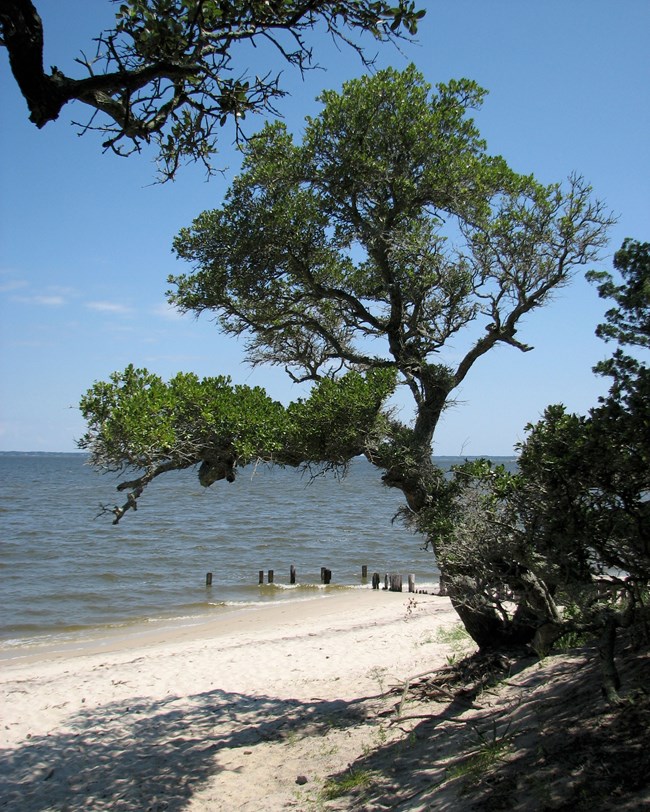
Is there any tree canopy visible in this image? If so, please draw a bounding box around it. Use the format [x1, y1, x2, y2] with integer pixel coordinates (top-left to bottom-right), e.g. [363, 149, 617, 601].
[1, 0, 425, 179]
[81, 64, 613, 529]
[170, 65, 613, 507]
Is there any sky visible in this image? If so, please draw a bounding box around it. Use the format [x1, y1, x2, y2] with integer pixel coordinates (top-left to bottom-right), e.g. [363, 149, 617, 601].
[1, 0, 649, 455]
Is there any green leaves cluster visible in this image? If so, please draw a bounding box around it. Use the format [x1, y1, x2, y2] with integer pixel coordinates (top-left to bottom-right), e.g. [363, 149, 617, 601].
[79, 365, 288, 470]
[596, 238, 650, 351]
[517, 240, 650, 584]
[79, 364, 395, 521]
[286, 368, 396, 465]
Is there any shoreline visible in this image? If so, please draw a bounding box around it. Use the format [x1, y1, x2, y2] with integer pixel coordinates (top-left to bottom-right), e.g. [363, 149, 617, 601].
[0, 583, 442, 664]
[0, 586, 438, 669]
[0, 589, 466, 810]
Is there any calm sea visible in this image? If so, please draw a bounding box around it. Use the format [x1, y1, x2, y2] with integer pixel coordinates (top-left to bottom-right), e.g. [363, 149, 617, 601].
[0, 453, 514, 651]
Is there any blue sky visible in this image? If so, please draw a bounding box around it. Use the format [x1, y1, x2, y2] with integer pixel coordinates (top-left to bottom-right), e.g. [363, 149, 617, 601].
[1, 0, 648, 454]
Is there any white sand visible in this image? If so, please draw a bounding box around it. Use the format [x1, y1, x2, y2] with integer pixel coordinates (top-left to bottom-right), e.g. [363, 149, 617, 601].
[0, 590, 465, 811]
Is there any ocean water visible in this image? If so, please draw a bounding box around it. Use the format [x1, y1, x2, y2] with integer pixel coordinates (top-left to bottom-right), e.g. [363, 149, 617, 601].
[0, 453, 513, 650]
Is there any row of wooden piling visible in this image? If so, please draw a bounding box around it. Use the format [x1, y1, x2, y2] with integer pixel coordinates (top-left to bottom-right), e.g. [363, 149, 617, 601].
[205, 566, 435, 594]
[255, 566, 334, 585]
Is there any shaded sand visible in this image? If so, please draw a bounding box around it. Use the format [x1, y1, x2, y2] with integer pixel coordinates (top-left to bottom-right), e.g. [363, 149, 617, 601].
[0, 590, 467, 810]
[3, 591, 650, 810]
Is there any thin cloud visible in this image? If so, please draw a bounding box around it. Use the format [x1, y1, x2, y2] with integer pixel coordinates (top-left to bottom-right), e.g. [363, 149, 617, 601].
[85, 300, 133, 315]
[2, 278, 79, 304]
[0, 278, 29, 294]
[33, 295, 66, 306]
[12, 294, 66, 306]
[152, 302, 187, 321]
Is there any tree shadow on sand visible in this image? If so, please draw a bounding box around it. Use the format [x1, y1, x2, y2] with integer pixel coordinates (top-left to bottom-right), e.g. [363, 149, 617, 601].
[323, 642, 650, 811]
[3, 643, 649, 811]
[0, 687, 369, 811]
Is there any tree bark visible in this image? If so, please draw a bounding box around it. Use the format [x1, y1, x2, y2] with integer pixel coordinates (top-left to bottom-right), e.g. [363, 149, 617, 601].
[0, 0, 69, 126]
[445, 574, 539, 652]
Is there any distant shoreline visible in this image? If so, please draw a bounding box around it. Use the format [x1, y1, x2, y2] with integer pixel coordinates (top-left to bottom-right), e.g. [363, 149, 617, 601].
[0, 450, 517, 460]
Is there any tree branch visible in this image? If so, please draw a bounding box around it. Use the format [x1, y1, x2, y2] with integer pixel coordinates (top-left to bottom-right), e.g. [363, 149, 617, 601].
[2, 0, 424, 178]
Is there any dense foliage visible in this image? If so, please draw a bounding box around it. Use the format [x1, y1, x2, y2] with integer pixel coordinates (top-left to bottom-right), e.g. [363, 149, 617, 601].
[79, 365, 394, 522]
[421, 240, 649, 696]
[518, 241, 650, 590]
[1, 0, 424, 179]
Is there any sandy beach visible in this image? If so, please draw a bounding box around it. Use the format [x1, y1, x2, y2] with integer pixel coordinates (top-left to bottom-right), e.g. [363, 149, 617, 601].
[0, 590, 467, 811]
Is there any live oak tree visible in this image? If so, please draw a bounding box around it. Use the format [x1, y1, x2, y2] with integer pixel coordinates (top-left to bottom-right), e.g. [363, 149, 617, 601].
[1, 0, 424, 179]
[81, 66, 613, 650]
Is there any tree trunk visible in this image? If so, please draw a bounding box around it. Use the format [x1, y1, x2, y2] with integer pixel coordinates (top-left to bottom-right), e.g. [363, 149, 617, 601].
[446, 574, 538, 652]
[370, 368, 550, 654]
[598, 615, 622, 705]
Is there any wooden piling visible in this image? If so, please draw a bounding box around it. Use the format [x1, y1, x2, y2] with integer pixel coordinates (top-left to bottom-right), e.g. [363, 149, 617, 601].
[361, 565, 368, 579]
[322, 568, 332, 585]
[389, 574, 403, 592]
[268, 569, 274, 584]
[372, 572, 380, 590]
[206, 572, 213, 587]
[259, 570, 264, 585]
[290, 565, 296, 585]
[408, 574, 415, 593]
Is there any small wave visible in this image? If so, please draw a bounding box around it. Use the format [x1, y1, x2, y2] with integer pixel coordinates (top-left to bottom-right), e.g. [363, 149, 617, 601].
[260, 581, 356, 591]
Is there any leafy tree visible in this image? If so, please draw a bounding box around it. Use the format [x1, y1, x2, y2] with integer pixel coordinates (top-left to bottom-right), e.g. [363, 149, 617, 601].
[520, 240, 650, 589]
[170, 69, 612, 492]
[1, 0, 424, 179]
[430, 240, 649, 696]
[589, 238, 650, 354]
[81, 66, 613, 650]
[168, 66, 612, 642]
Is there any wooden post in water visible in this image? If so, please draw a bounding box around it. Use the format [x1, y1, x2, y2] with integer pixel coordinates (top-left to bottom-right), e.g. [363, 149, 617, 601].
[408, 574, 415, 593]
[322, 568, 332, 584]
[206, 572, 213, 587]
[290, 565, 296, 585]
[361, 565, 368, 580]
[268, 569, 274, 584]
[384, 574, 389, 590]
[389, 574, 403, 592]
[259, 570, 264, 585]
[372, 572, 380, 590]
